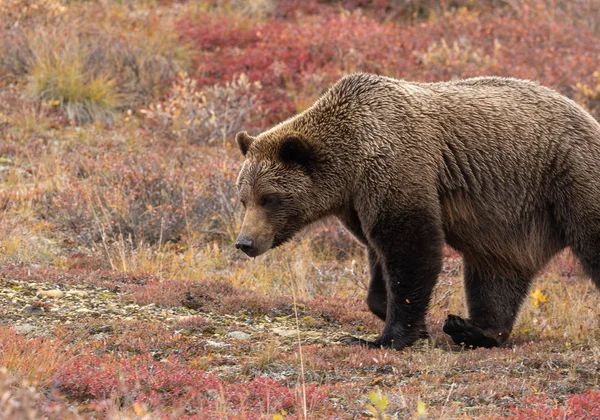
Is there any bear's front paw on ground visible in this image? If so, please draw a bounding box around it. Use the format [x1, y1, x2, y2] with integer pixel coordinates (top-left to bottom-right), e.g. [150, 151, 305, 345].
[443, 314, 501, 349]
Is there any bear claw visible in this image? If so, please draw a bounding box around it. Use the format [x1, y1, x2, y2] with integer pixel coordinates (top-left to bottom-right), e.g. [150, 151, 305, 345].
[443, 314, 500, 349]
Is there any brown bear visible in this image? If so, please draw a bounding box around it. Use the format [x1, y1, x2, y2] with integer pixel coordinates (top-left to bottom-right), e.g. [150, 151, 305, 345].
[234, 73, 600, 350]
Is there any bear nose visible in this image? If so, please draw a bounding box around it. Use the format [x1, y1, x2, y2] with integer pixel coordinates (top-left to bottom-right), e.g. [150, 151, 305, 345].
[235, 236, 254, 254]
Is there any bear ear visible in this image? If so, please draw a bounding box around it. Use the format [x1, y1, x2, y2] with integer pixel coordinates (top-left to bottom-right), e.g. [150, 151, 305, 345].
[279, 136, 313, 167]
[236, 131, 255, 156]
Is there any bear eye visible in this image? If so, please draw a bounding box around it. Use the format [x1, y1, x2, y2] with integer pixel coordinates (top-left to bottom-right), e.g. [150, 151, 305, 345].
[260, 194, 280, 208]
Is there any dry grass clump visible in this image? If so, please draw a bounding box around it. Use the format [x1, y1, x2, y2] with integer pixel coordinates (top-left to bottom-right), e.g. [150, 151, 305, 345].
[24, 34, 120, 125]
[0, 1, 190, 125]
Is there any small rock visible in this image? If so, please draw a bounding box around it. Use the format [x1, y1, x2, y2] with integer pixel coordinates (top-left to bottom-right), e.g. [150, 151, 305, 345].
[22, 305, 45, 315]
[227, 331, 251, 341]
[67, 290, 88, 297]
[37, 289, 65, 299]
[272, 327, 298, 338]
[205, 340, 231, 348]
[15, 324, 38, 335]
[88, 324, 114, 335]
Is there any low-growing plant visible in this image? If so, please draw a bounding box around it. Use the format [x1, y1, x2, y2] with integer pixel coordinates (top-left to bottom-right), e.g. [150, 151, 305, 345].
[180, 0, 600, 124]
[25, 34, 120, 125]
[0, 1, 190, 124]
[54, 353, 327, 416]
[505, 390, 600, 419]
[0, 328, 66, 387]
[40, 150, 241, 251]
[141, 73, 262, 144]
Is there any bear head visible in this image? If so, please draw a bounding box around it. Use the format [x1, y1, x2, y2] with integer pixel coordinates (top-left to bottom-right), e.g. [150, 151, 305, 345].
[234, 129, 325, 257]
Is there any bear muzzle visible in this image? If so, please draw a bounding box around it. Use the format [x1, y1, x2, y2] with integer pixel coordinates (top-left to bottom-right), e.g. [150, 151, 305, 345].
[235, 234, 273, 257]
[235, 236, 254, 255]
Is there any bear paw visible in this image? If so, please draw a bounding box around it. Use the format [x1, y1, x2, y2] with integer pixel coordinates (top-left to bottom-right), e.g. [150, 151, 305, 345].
[443, 314, 500, 349]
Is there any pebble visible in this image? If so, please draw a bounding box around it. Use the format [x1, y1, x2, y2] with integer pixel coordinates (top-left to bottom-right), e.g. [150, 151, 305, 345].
[37, 289, 65, 299]
[205, 340, 231, 348]
[227, 331, 251, 341]
[88, 324, 114, 335]
[22, 304, 45, 315]
[272, 327, 298, 338]
[15, 324, 39, 335]
[67, 290, 88, 297]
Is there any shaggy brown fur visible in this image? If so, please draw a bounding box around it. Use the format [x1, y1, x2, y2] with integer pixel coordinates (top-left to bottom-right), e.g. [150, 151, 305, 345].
[235, 73, 600, 350]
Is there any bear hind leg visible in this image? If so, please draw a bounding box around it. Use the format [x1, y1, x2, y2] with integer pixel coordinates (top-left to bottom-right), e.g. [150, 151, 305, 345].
[444, 261, 532, 348]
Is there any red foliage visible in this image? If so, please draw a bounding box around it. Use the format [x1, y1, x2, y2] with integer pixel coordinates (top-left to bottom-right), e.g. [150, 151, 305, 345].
[179, 13, 407, 124]
[54, 354, 327, 417]
[0, 263, 155, 288]
[180, 1, 600, 125]
[505, 390, 600, 419]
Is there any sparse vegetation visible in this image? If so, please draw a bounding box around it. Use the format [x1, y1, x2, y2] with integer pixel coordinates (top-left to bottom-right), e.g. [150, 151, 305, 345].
[1, 0, 600, 418]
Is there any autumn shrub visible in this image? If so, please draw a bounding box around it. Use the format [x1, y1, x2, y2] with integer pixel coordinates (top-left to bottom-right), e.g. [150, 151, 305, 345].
[576, 71, 600, 119]
[0, 328, 66, 387]
[505, 390, 600, 419]
[179, 0, 600, 125]
[206, 0, 500, 21]
[54, 353, 327, 416]
[179, 12, 407, 124]
[141, 73, 262, 144]
[40, 151, 241, 249]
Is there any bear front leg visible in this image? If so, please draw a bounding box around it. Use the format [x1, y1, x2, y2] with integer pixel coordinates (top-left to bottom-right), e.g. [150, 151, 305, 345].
[363, 249, 430, 338]
[366, 209, 443, 350]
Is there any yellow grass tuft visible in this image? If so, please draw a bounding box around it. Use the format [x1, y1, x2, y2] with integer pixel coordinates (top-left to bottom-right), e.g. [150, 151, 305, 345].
[26, 36, 119, 125]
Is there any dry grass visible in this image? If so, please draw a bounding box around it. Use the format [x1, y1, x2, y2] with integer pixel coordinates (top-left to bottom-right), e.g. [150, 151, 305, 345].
[0, 0, 190, 125]
[25, 33, 120, 125]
